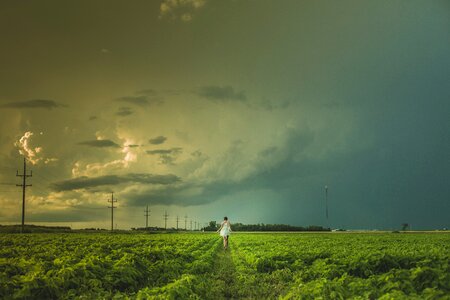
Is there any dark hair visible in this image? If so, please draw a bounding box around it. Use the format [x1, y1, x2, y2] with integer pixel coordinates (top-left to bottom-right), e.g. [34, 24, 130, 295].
[224, 216, 228, 221]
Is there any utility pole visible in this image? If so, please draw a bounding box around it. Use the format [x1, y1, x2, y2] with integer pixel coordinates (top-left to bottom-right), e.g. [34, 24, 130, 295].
[164, 211, 169, 230]
[190, 220, 193, 231]
[144, 205, 150, 228]
[184, 215, 188, 230]
[108, 192, 117, 232]
[176, 215, 179, 230]
[16, 157, 32, 233]
[194, 221, 197, 231]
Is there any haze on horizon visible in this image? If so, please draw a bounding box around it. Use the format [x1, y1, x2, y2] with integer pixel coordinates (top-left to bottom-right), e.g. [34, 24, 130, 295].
[0, 0, 449, 230]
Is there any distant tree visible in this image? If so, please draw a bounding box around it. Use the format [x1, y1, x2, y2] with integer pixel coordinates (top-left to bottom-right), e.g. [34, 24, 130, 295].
[203, 221, 219, 231]
[401, 223, 409, 231]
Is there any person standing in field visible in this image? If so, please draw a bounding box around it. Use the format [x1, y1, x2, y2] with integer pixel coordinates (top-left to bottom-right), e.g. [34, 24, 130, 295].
[217, 216, 232, 250]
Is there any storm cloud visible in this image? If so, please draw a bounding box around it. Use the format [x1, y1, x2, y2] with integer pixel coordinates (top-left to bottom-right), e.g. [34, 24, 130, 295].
[0, 99, 65, 110]
[146, 147, 183, 164]
[51, 173, 181, 191]
[149, 136, 167, 145]
[77, 140, 120, 148]
[146, 148, 182, 155]
[125, 180, 236, 207]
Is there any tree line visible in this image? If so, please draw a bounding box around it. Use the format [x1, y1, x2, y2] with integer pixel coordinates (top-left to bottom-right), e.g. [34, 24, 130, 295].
[203, 221, 330, 232]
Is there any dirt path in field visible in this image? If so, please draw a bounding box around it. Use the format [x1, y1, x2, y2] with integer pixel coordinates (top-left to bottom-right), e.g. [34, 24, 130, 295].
[209, 240, 239, 299]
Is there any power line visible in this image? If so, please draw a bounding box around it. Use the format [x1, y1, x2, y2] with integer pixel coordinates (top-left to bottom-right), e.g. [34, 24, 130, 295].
[107, 192, 117, 232]
[16, 157, 32, 233]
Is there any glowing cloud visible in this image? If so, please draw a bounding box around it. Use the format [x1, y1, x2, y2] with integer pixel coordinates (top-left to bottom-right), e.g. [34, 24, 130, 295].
[15, 132, 41, 164]
[14, 131, 57, 165]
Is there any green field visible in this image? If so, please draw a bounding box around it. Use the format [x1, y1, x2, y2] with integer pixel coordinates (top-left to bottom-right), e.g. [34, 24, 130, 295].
[1, 232, 449, 299]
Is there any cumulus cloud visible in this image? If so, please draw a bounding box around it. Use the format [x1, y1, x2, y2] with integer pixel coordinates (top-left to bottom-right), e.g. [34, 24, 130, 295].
[77, 139, 120, 148]
[159, 0, 206, 22]
[149, 135, 167, 145]
[71, 159, 128, 177]
[72, 138, 140, 177]
[0, 99, 66, 110]
[51, 173, 181, 192]
[146, 147, 183, 164]
[14, 131, 57, 165]
[196, 85, 247, 102]
[15, 132, 41, 164]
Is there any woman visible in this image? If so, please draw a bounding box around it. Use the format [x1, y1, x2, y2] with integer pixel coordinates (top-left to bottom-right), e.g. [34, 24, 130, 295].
[217, 216, 232, 250]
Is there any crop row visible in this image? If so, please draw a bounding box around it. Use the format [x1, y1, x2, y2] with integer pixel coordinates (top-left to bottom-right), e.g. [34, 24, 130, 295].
[0, 233, 219, 299]
[2, 232, 449, 299]
[229, 233, 450, 299]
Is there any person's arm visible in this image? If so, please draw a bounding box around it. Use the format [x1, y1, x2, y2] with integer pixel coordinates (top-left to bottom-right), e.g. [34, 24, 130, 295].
[216, 222, 223, 233]
[229, 222, 232, 232]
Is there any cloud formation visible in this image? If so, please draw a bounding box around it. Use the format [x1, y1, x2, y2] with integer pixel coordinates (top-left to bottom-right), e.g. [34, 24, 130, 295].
[77, 139, 120, 148]
[146, 147, 183, 164]
[196, 86, 246, 102]
[115, 90, 163, 107]
[116, 107, 134, 116]
[149, 135, 167, 145]
[159, 0, 206, 22]
[14, 131, 57, 165]
[146, 148, 182, 155]
[51, 173, 181, 192]
[14, 132, 42, 165]
[0, 99, 65, 110]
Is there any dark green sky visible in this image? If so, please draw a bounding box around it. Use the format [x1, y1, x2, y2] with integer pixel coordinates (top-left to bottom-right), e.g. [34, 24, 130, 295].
[0, 0, 449, 229]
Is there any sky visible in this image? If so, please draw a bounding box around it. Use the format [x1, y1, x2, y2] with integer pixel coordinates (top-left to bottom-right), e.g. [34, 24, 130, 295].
[0, 0, 449, 230]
